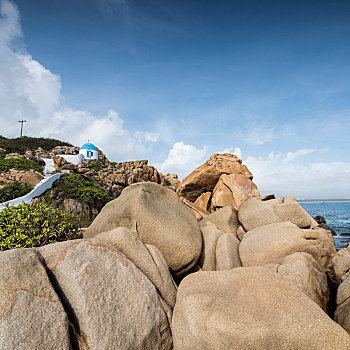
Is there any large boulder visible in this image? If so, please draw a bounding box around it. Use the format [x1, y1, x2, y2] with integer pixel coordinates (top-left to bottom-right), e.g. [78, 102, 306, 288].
[335, 271, 350, 334]
[210, 173, 259, 210]
[333, 246, 350, 282]
[194, 191, 211, 212]
[200, 206, 239, 236]
[0, 249, 71, 350]
[172, 267, 350, 350]
[239, 196, 318, 232]
[84, 182, 202, 277]
[263, 252, 329, 311]
[215, 233, 241, 270]
[177, 153, 259, 211]
[37, 230, 174, 350]
[198, 222, 223, 271]
[239, 222, 335, 272]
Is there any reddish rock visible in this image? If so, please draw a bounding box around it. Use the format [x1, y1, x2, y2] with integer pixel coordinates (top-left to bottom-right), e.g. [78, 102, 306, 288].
[177, 153, 259, 212]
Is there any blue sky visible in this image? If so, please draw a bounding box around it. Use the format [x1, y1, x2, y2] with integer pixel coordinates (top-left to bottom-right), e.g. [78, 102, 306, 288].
[1, 0, 350, 198]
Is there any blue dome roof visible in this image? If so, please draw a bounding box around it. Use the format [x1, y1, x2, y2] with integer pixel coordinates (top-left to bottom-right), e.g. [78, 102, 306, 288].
[80, 142, 98, 151]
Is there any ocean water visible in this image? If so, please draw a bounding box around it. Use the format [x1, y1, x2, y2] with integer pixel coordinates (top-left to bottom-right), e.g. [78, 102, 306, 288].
[299, 201, 350, 250]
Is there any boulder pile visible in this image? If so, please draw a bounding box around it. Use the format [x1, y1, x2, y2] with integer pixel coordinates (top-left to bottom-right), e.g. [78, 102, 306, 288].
[1, 153, 350, 349]
[177, 153, 260, 215]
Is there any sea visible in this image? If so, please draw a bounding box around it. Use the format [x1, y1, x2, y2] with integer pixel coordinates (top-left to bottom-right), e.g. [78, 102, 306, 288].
[299, 201, 350, 250]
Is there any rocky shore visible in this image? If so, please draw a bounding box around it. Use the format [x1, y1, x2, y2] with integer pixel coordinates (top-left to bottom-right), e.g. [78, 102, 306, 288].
[1, 151, 350, 349]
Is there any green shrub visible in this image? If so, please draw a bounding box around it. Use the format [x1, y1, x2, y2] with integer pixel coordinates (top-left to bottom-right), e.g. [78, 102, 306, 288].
[0, 136, 72, 155]
[110, 162, 117, 167]
[165, 180, 172, 186]
[43, 174, 113, 204]
[89, 162, 103, 172]
[0, 181, 33, 203]
[0, 158, 44, 173]
[0, 202, 82, 251]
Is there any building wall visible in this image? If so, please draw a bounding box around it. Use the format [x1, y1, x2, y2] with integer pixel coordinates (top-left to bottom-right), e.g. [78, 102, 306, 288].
[79, 149, 98, 160]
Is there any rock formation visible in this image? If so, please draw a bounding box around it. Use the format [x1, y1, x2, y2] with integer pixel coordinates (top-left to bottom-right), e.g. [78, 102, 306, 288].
[0, 228, 175, 350]
[177, 153, 259, 212]
[84, 182, 202, 278]
[172, 267, 350, 350]
[2, 151, 350, 348]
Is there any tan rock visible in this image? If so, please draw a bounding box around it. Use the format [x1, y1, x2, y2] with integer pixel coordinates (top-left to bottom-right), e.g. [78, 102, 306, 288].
[333, 246, 350, 282]
[38, 236, 173, 350]
[172, 267, 350, 350]
[177, 153, 257, 202]
[194, 191, 211, 211]
[200, 206, 239, 236]
[198, 222, 223, 271]
[239, 196, 318, 232]
[237, 225, 246, 241]
[263, 252, 329, 311]
[91, 228, 177, 308]
[239, 221, 335, 272]
[84, 182, 202, 278]
[19, 170, 44, 186]
[211, 173, 259, 211]
[215, 233, 241, 270]
[180, 196, 209, 220]
[0, 248, 71, 350]
[335, 271, 350, 334]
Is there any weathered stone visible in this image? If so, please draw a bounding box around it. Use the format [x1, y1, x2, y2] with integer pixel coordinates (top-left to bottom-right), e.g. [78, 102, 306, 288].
[172, 267, 350, 350]
[215, 233, 241, 270]
[335, 271, 350, 334]
[210, 173, 259, 211]
[92, 228, 177, 308]
[194, 191, 211, 212]
[198, 222, 223, 271]
[0, 248, 71, 350]
[177, 153, 258, 203]
[263, 252, 329, 311]
[237, 225, 246, 241]
[333, 246, 350, 282]
[239, 221, 335, 272]
[200, 206, 239, 237]
[180, 197, 209, 220]
[84, 182, 202, 277]
[239, 196, 318, 232]
[38, 235, 173, 350]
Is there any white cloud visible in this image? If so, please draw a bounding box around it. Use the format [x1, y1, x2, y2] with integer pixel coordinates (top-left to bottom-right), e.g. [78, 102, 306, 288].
[245, 127, 275, 145]
[156, 141, 208, 179]
[244, 149, 350, 199]
[0, 0, 156, 162]
[283, 148, 316, 163]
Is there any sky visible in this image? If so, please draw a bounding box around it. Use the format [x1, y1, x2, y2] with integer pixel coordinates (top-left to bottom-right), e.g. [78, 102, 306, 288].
[1, 0, 350, 199]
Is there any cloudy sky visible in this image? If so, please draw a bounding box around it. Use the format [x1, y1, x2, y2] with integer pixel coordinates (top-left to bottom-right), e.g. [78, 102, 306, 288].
[1, 0, 350, 198]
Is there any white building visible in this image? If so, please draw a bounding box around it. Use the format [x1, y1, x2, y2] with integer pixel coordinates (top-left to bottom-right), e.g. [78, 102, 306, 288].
[79, 142, 99, 160]
[58, 142, 99, 165]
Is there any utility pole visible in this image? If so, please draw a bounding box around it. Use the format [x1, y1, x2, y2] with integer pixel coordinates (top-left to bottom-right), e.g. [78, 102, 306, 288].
[19, 120, 26, 137]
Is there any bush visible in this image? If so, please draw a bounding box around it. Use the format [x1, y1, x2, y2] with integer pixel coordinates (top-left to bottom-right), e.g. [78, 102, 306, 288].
[0, 202, 82, 251]
[0, 135, 72, 155]
[43, 174, 113, 204]
[0, 158, 44, 173]
[89, 162, 103, 172]
[0, 181, 33, 203]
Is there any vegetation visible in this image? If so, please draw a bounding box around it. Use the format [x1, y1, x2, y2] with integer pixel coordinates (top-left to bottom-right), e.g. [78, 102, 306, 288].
[165, 180, 172, 186]
[0, 181, 33, 203]
[0, 158, 44, 173]
[0, 202, 82, 251]
[0, 135, 72, 155]
[43, 174, 113, 205]
[89, 162, 103, 172]
[110, 162, 117, 167]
